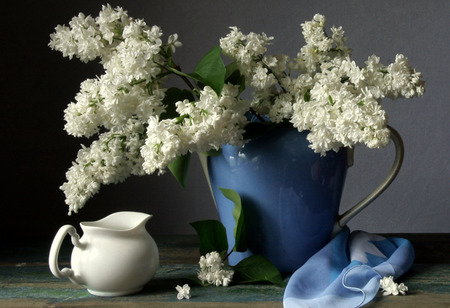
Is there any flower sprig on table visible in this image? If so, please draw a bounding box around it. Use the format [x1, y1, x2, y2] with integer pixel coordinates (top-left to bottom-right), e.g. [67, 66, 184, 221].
[380, 276, 408, 296]
[49, 5, 424, 214]
[189, 188, 286, 288]
[175, 284, 191, 300]
[198, 251, 234, 287]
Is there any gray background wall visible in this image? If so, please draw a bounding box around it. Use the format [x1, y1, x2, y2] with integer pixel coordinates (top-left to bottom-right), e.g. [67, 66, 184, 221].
[1, 0, 448, 244]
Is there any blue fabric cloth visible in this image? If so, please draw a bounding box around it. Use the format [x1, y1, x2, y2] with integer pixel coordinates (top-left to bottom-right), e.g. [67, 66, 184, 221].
[283, 227, 414, 308]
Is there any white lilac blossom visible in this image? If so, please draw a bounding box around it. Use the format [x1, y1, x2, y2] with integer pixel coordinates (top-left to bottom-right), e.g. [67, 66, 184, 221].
[141, 84, 249, 175]
[380, 276, 408, 296]
[175, 284, 191, 300]
[220, 14, 424, 155]
[49, 4, 130, 62]
[220, 27, 276, 89]
[167, 34, 182, 53]
[50, 7, 424, 213]
[60, 119, 147, 213]
[197, 251, 234, 287]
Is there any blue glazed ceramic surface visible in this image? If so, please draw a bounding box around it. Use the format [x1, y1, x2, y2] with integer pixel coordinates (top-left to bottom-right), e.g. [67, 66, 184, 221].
[207, 128, 349, 272]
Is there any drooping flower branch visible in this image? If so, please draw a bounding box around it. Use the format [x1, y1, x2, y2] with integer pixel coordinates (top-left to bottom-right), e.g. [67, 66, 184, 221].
[219, 14, 424, 152]
[50, 6, 424, 214]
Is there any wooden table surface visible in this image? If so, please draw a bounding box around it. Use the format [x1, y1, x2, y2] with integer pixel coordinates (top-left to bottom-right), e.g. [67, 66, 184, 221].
[1, 234, 449, 307]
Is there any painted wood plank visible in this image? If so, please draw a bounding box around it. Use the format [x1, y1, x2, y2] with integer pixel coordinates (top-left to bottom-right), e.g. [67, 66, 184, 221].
[1, 264, 449, 306]
[1, 235, 449, 307]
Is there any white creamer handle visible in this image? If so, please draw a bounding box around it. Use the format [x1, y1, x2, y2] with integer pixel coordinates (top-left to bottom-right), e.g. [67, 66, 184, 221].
[48, 225, 85, 286]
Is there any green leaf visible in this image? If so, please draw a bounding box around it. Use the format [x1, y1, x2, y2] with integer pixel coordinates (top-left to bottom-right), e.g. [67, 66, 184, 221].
[190, 220, 228, 256]
[328, 95, 335, 106]
[168, 152, 191, 189]
[225, 61, 239, 81]
[225, 61, 246, 94]
[161, 87, 195, 120]
[219, 188, 247, 252]
[303, 89, 311, 102]
[232, 255, 286, 287]
[189, 45, 226, 96]
[185, 274, 208, 286]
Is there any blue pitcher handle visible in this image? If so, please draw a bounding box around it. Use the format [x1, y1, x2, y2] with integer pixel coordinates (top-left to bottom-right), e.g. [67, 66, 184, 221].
[332, 126, 404, 235]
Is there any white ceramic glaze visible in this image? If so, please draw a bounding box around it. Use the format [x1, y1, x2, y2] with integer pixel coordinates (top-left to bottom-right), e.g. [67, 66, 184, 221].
[49, 211, 159, 296]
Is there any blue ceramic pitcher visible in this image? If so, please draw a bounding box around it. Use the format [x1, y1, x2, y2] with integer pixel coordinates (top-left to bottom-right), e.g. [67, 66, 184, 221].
[202, 126, 403, 273]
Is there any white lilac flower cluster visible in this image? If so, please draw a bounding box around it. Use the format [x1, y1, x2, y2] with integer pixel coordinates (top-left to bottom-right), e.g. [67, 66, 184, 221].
[197, 251, 234, 287]
[379, 276, 408, 296]
[50, 5, 246, 214]
[175, 284, 191, 300]
[220, 13, 424, 153]
[50, 7, 424, 214]
[141, 84, 249, 174]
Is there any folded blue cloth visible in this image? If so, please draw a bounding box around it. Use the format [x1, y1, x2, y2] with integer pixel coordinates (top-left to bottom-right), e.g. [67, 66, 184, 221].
[283, 227, 415, 308]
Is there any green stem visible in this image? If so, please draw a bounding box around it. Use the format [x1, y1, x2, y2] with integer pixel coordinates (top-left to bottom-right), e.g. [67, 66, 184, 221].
[170, 65, 196, 92]
[223, 248, 234, 263]
[255, 55, 287, 93]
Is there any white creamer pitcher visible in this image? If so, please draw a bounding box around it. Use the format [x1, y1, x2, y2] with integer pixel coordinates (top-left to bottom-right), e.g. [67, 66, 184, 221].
[49, 211, 159, 296]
